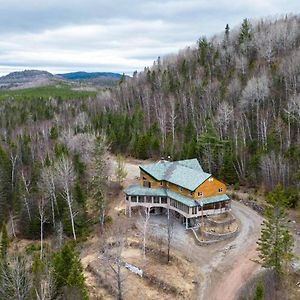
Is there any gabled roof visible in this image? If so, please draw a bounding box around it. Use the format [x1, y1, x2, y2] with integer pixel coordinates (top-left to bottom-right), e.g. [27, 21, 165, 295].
[140, 158, 211, 191]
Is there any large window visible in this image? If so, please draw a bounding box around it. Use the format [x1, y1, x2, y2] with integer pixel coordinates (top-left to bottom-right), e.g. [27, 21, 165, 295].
[170, 198, 189, 214]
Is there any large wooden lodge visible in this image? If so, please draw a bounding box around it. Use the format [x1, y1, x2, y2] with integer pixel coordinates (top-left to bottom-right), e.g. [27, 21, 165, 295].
[124, 158, 231, 228]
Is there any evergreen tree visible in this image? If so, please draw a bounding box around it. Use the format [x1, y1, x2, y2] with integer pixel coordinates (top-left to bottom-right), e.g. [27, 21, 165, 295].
[225, 24, 230, 37]
[239, 18, 252, 44]
[90, 136, 108, 232]
[0, 224, 9, 260]
[257, 185, 294, 275]
[52, 243, 88, 300]
[253, 280, 264, 300]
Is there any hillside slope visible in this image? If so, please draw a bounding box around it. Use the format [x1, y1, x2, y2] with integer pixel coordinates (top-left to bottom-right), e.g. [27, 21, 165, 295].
[0, 69, 55, 89]
[96, 15, 300, 190]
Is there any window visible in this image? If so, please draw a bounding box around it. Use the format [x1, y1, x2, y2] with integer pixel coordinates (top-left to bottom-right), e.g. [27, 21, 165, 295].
[131, 196, 137, 202]
[153, 197, 159, 203]
[179, 187, 183, 192]
[160, 181, 163, 186]
[126, 196, 129, 201]
[146, 196, 152, 203]
[138, 196, 144, 203]
[218, 188, 223, 193]
[198, 192, 203, 197]
[190, 191, 193, 196]
[192, 207, 197, 214]
[161, 197, 167, 204]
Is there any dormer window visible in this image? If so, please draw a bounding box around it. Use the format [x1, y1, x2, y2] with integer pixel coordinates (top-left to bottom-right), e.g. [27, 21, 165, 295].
[218, 188, 223, 193]
[198, 192, 203, 197]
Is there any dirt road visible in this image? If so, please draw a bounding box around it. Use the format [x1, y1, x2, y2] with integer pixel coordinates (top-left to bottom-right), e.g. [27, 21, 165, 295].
[109, 156, 263, 300]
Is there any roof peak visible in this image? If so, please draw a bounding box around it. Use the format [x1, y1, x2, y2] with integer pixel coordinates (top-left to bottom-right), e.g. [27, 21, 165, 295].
[140, 158, 210, 191]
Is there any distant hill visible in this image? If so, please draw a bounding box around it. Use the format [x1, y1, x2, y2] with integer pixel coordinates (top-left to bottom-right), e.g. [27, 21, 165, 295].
[0, 70, 55, 89]
[0, 70, 125, 90]
[57, 71, 123, 80]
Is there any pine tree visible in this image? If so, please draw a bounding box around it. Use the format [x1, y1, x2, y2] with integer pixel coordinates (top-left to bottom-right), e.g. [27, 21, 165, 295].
[253, 280, 264, 300]
[0, 224, 9, 260]
[90, 136, 108, 232]
[239, 18, 252, 44]
[115, 154, 127, 187]
[52, 243, 88, 300]
[257, 185, 294, 275]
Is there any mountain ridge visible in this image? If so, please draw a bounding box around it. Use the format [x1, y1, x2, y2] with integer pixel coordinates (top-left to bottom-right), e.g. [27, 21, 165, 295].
[0, 69, 125, 89]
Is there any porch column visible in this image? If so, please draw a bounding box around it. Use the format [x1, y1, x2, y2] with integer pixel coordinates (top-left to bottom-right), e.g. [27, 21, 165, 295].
[128, 196, 132, 218]
[201, 205, 204, 227]
[185, 217, 188, 229]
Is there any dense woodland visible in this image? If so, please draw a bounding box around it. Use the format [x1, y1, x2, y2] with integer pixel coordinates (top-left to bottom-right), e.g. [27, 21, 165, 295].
[0, 15, 300, 299]
[97, 15, 300, 192]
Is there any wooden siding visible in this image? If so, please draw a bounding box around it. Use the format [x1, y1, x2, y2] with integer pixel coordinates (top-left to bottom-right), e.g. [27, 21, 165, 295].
[140, 170, 194, 198]
[140, 170, 227, 201]
[194, 177, 226, 199]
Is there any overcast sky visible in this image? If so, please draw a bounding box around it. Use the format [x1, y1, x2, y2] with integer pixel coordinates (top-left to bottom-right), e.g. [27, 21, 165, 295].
[0, 0, 299, 76]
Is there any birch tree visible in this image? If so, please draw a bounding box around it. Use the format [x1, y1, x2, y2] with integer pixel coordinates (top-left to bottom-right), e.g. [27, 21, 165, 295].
[38, 196, 48, 260]
[40, 166, 58, 228]
[0, 254, 32, 300]
[115, 154, 127, 187]
[55, 156, 76, 241]
[142, 207, 151, 260]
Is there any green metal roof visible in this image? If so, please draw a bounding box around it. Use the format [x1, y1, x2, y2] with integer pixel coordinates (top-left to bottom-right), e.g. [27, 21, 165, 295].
[177, 158, 203, 172]
[124, 185, 230, 208]
[197, 194, 230, 207]
[124, 185, 167, 198]
[140, 159, 210, 191]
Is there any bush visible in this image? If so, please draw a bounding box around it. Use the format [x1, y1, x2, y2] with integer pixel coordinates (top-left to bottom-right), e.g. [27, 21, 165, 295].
[104, 215, 113, 224]
[233, 183, 240, 191]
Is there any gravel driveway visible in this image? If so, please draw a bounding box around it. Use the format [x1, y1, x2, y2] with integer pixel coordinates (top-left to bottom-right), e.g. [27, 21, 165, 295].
[110, 156, 264, 300]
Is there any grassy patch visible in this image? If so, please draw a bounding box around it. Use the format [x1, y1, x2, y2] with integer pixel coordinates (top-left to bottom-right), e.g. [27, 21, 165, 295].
[0, 84, 97, 101]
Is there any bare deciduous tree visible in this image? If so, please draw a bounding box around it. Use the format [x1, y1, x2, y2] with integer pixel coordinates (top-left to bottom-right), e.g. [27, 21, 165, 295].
[0, 254, 32, 300]
[54, 156, 77, 240]
[38, 196, 48, 260]
[100, 220, 129, 300]
[142, 207, 151, 260]
[167, 209, 174, 263]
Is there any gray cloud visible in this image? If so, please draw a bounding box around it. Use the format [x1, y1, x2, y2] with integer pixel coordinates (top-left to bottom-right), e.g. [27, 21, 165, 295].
[0, 0, 299, 75]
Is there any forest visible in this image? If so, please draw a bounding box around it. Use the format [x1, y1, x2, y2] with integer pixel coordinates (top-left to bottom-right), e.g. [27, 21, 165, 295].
[0, 14, 300, 299]
[97, 15, 300, 192]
